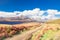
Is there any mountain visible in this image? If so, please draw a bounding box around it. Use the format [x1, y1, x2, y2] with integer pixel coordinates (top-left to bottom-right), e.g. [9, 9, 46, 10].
[0, 16, 34, 22]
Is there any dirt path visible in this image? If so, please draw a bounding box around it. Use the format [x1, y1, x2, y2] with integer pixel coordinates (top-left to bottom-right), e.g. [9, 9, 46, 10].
[5, 25, 43, 40]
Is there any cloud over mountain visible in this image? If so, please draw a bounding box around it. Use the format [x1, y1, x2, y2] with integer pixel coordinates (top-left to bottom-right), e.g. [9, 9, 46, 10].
[0, 8, 60, 21]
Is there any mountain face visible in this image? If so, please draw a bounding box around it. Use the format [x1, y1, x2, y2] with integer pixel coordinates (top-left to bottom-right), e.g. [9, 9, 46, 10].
[0, 16, 33, 22]
[0, 16, 38, 24]
[0, 15, 57, 22]
[0, 16, 48, 22]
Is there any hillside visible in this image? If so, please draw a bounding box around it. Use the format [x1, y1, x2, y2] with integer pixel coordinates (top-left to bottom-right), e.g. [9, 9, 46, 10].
[46, 19, 60, 24]
[0, 22, 41, 40]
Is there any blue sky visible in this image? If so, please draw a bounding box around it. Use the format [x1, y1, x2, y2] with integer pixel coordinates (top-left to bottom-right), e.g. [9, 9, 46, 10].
[0, 0, 60, 12]
[0, 0, 60, 20]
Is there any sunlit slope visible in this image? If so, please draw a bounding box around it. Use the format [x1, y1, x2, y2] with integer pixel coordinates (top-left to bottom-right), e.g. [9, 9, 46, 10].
[31, 23, 60, 40]
[46, 19, 60, 23]
[0, 22, 41, 40]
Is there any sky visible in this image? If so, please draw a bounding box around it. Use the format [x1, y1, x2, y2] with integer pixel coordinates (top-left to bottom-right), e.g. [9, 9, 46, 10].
[0, 0, 60, 21]
[0, 0, 60, 12]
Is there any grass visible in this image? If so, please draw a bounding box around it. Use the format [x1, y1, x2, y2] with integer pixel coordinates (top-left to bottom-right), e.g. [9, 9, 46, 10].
[46, 19, 60, 24]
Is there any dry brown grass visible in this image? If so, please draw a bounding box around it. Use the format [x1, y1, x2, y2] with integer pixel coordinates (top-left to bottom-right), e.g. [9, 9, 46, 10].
[0, 22, 41, 40]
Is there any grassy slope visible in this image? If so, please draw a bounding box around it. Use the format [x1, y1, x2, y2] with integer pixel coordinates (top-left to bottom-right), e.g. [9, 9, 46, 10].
[0, 22, 41, 40]
[46, 19, 60, 24]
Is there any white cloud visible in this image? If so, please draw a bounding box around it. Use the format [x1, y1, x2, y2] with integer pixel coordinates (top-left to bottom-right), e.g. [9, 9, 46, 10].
[0, 8, 60, 21]
[0, 11, 17, 17]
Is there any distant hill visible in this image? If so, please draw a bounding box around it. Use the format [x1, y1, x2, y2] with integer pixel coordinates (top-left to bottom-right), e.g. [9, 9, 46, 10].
[0, 16, 38, 23]
[46, 19, 60, 24]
